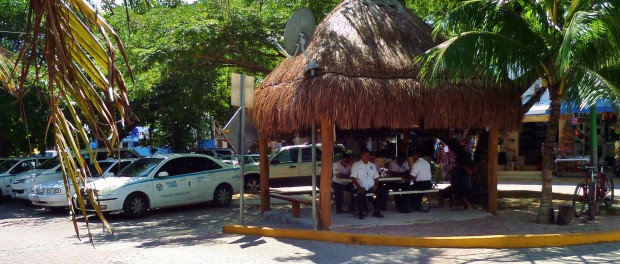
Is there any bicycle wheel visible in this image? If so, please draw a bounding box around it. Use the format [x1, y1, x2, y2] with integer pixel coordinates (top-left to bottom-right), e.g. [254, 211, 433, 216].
[572, 183, 587, 217]
[603, 176, 614, 208]
[588, 183, 596, 220]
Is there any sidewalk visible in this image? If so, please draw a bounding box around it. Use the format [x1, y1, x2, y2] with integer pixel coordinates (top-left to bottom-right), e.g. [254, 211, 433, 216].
[226, 182, 620, 248]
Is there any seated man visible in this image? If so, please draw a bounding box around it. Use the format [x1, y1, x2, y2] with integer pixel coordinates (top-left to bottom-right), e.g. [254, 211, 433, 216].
[385, 153, 413, 213]
[351, 149, 389, 219]
[409, 150, 433, 211]
[332, 154, 352, 214]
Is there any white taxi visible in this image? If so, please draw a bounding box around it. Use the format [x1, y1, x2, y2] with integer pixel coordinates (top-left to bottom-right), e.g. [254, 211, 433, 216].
[29, 159, 136, 208]
[74, 154, 241, 218]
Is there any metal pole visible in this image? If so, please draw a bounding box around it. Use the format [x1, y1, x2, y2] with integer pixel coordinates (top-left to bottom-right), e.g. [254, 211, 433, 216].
[590, 105, 598, 165]
[311, 124, 317, 230]
[239, 74, 246, 225]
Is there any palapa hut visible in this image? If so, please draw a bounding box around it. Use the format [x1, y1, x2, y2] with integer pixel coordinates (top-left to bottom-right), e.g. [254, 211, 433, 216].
[250, 0, 523, 230]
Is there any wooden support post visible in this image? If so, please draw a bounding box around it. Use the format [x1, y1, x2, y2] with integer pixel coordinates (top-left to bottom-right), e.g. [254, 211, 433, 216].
[318, 119, 334, 230]
[259, 135, 270, 213]
[487, 126, 499, 215]
[291, 202, 301, 218]
[402, 130, 410, 157]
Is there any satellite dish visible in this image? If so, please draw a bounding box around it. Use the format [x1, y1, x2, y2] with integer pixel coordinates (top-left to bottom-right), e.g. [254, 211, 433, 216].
[283, 7, 316, 57]
[281, 7, 320, 76]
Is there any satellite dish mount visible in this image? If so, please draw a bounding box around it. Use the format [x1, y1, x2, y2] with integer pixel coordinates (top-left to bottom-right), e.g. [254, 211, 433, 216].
[282, 7, 319, 76]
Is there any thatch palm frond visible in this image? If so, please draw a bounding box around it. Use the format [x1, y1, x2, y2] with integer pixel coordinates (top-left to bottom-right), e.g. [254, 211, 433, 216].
[18, 0, 135, 243]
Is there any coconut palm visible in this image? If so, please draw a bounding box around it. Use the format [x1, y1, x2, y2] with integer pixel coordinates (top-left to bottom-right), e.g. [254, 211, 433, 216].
[1, 0, 134, 243]
[416, 0, 620, 222]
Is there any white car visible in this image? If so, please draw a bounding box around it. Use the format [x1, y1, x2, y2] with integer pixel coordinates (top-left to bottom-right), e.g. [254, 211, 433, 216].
[10, 158, 62, 200]
[11, 149, 141, 200]
[74, 154, 241, 218]
[29, 159, 136, 208]
[0, 157, 48, 197]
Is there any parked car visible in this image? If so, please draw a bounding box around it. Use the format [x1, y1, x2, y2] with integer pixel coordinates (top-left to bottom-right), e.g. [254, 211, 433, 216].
[29, 158, 136, 208]
[0, 157, 48, 197]
[74, 153, 241, 218]
[10, 148, 141, 200]
[221, 155, 260, 166]
[242, 143, 346, 192]
[192, 148, 235, 159]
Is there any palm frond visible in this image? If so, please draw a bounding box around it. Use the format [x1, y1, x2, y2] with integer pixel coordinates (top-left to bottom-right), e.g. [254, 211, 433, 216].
[435, 0, 546, 50]
[18, 0, 135, 244]
[564, 65, 620, 110]
[416, 31, 541, 88]
[0, 46, 17, 94]
[559, 2, 620, 73]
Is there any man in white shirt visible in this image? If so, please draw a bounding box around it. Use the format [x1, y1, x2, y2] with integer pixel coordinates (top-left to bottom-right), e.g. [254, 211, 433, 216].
[332, 154, 352, 214]
[409, 150, 434, 211]
[386, 153, 413, 213]
[351, 149, 388, 219]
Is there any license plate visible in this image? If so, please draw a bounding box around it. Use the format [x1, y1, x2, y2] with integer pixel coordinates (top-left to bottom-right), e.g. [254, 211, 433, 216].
[11, 193, 16, 199]
[32, 195, 39, 202]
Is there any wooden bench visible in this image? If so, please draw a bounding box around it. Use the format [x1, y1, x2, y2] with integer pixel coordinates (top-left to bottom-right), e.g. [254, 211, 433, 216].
[269, 193, 313, 218]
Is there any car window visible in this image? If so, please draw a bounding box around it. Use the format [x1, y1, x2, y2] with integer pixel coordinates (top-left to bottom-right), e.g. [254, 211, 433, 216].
[88, 161, 116, 177]
[0, 160, 18, 173]
[117, 158, 163, 177]
[301, 148, 322, 162]
[272, 149, 298, 164]
[37, 157, 60, 169]
[216, 150, 232, 156]
[185, 157, 222, 173]
[157, 158, 191, 176]
[10, 161, 32, 174]
[109, 161, 133, 175]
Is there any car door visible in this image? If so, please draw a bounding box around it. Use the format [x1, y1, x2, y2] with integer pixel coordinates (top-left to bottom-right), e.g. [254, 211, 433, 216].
[151, 157, 191, 207]
[269, 148, 300, 180]
[188, 156, 225, 201]
[299, 147, 322, 178]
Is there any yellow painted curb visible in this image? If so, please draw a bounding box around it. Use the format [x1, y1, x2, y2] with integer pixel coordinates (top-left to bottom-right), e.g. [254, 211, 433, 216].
[223, 225, 620, 248]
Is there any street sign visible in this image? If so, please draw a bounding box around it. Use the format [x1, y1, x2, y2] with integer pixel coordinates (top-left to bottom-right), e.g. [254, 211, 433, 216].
[223, 108, 258, 155]
[231, 73, 254, 108]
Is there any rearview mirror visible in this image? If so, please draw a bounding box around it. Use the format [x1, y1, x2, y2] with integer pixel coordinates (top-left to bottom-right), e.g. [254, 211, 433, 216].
[157, 171, 170, 177]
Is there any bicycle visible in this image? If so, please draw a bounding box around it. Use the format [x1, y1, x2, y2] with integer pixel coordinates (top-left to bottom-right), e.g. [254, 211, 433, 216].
[572, 164, 615, 220]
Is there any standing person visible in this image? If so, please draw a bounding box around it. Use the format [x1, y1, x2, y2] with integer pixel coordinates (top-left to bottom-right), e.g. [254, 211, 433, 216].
[332, 154, 352, 214]
[386, 153, 413, 213]
[409, 150, 433, 211]
[351, 149, 389, 219]
[446, 160, 473, 209]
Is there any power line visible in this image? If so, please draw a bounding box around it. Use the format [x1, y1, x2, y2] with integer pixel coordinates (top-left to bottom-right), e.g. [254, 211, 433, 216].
[0, 30, 26, 35]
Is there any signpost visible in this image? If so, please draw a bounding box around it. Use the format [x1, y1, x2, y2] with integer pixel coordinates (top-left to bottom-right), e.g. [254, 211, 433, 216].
[224, 73, 256, 225]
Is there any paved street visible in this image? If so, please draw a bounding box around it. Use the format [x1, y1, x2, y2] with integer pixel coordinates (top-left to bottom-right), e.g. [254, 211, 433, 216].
[1, 189, 620, 264]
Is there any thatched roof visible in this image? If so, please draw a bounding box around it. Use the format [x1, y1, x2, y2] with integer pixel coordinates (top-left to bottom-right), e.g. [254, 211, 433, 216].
[250, 0, 522, 137]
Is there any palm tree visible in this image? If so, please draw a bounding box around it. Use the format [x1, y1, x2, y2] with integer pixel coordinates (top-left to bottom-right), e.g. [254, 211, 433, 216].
[1, 0, 133, 243]
[416, 0, 620, 222]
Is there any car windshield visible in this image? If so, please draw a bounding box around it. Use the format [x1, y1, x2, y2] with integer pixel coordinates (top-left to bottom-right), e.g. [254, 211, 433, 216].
[116, 158, 163, 177]
[0, 160, 18, 173]
[36, 157, 60, 170]
[87, 161, 115, 177]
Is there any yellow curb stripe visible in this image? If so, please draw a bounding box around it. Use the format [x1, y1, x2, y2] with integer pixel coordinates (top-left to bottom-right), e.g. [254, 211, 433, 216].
[223, 225, 620, 248]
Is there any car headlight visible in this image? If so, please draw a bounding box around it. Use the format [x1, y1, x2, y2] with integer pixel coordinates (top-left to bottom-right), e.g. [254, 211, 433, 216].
[46, 188, 62, 194]
[96, 187, 117, 196]
[25, 175, 37, 183]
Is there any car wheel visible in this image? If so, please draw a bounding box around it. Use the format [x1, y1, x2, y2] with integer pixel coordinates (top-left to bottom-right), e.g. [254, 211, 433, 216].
[213, 185, 232, 207]
[123, 193, 148, 218]
[245, 176, 260, 193]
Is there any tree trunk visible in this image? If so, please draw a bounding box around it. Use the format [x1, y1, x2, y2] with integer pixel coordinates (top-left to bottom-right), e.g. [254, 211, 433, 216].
[536, 86, 561, 223]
